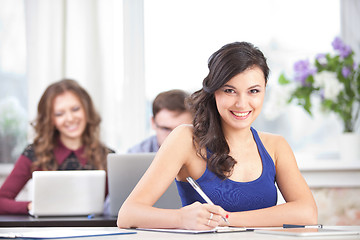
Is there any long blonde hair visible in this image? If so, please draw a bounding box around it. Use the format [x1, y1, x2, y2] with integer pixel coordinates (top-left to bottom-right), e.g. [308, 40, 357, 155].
[31, 79, 110, 171]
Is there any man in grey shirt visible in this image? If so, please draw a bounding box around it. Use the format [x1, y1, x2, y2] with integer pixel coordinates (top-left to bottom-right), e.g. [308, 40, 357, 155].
[104, 89, 193, 215]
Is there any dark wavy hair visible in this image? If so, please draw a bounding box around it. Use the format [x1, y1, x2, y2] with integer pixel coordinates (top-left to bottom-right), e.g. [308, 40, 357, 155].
[31, 79, 110, 171]
[187, 42, 269, 179]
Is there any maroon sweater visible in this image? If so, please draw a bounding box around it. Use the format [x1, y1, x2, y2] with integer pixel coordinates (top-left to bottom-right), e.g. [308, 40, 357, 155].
[0, 141, 111, 215]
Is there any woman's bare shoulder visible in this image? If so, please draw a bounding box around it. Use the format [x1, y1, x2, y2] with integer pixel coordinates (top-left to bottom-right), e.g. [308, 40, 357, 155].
[258, 131, 287, 145]
[159, 124, 194, 152]
[170, 124, 194, 139]
[257, 131, 291, 161]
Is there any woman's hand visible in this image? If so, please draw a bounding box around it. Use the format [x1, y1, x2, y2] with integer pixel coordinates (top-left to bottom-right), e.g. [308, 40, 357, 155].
[27, 202, 32, 211]
[179, 202, 229, 230]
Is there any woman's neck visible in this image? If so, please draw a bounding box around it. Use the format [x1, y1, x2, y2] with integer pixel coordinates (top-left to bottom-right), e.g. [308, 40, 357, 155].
[60, 136, 82, 150]
[224, 127, 253, 145]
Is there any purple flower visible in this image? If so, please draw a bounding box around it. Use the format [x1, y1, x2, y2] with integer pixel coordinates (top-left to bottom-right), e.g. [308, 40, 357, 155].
[316, 53, 327, 65]
[319, 89, 325, 101]
[293, 59, 316, 85]
[340, 45, 352, 58]
[332, 37, 352, 58]
[332, 37, 343, 51]
[316, 53, 326, 60]
[342, 66, 351, 78]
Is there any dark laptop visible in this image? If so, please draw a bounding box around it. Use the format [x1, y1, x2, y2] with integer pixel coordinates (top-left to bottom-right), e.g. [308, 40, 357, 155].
[107, 153, 182, 216]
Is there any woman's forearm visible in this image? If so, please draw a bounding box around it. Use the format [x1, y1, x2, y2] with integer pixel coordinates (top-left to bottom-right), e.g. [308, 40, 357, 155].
[228, 200, 318, 227]
[117, 202, 181, 229]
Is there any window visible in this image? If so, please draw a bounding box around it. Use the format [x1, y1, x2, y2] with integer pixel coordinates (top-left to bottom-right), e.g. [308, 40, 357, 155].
[0, 0, 27, 165]
[144, 0, 341, 159]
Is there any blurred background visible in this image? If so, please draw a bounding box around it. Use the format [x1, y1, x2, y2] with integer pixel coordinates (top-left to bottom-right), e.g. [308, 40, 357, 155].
[2, 0, 358, 159]
[0, 0, 360, 225]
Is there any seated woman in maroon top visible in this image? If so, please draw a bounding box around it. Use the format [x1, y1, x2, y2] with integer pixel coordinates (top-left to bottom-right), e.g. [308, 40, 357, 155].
[0, 79, 114, 215]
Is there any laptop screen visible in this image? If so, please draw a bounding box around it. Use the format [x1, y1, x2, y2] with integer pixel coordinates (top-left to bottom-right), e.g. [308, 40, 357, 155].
[30, 170, 106, 217]
[107, 153, 182, 216]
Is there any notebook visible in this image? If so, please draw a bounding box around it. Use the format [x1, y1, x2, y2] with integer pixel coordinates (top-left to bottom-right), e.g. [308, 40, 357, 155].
[29, 170, 106, 217]
[0, 228, 136, 239]
[136, 226, 248, 234]
[107, 153, 182, 216]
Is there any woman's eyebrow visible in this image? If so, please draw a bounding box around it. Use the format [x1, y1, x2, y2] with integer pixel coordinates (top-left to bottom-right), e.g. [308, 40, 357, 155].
[248, 84, 262, 89]
[222, 84, 235, 89]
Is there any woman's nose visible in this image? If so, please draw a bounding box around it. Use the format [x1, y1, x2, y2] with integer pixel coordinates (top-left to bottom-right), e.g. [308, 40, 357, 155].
[235, 94, 247, 108]
[65, 112, 74, 121]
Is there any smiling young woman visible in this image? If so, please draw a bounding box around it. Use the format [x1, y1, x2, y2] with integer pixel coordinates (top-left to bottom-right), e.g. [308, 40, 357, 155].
[214, 66, 266, 133]
[0, 79, 114, 215]
[52, 91, 87, 150]
[117, 42, 317, 230]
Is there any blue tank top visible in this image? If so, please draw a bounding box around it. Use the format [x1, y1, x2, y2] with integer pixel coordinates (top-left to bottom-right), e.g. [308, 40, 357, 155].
[175, 127, 277, 212]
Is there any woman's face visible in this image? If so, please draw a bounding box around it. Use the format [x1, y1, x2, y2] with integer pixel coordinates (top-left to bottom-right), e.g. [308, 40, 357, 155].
[52, 91, 87, 146]
[214, 66, 266, 132]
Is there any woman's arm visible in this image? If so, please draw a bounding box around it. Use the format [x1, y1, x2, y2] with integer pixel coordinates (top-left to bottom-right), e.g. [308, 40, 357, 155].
[117, 125, 228, 230]
[227, 135, 318, 227]
[0, 155, 32, 215]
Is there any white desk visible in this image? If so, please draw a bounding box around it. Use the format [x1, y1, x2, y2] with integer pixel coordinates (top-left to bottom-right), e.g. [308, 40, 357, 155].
[0, 226, 359, 240]
[0, 215, 116, 227]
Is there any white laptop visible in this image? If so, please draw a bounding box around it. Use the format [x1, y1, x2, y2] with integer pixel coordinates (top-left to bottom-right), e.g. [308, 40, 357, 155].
[107, 153, 182, 216]
[29, 170, 106, 217]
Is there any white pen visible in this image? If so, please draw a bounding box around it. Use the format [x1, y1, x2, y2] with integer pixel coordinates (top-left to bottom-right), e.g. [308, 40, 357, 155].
[186, 176, 230, 224]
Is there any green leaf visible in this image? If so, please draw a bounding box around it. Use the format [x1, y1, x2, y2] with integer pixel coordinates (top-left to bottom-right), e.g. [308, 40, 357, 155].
[306, 75, 314, 84]
[278, 74, 290, 85]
